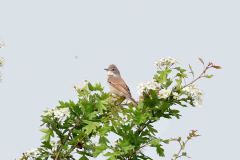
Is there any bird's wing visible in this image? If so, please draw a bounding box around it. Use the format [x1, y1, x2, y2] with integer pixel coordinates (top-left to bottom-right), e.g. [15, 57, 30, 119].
[108, 76, 132, 97]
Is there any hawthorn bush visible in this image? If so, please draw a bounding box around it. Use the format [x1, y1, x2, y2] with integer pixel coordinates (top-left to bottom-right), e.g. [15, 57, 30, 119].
[19, 58, 220, 160]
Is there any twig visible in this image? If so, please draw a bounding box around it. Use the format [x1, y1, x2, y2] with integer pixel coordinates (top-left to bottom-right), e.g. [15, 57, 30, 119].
[135, 120, 153, 135]
[171, 130, 200, 160]
[171, 138, 190, 160]
[183, 62, 219, 88]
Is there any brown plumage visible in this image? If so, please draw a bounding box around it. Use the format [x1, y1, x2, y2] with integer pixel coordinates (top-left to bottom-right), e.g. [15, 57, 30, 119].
[105, 64, 137, 105]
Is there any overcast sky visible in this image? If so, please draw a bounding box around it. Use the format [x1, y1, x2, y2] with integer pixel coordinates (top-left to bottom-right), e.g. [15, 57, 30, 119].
[0, 0, 239, 159]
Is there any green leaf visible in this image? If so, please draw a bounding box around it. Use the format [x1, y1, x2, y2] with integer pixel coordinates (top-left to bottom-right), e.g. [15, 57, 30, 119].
[40, 128, 54, 141]
[134, 110, 147, 125]
[41, 141, 52, 149]
[212, 65, 222, 69]
[175, 78, 182, 89]
[143, 90, 159, 107]
[99, 136, 110, 144]
[118, 139, 135, 153]
[150, 139, 165, 157]
[79, 155, 89, 160]
[138, 153, 154, 160]
[161, 139, 170, 144]
[93, 144, 108, 157]
[83, 120, 100, 135]
[182, 152, 187, 156]
[99, 125, 111, 136]
[205, 74, 214, 78]
[150, 139, 161, 146]
[169, 109, 181, 119]
[88, 83, 94, 91]
[104, 151, 122, 159]
[154, 68, 172, 85]
[94, 83, 104, 91]
[159, 101, 171, 112]
[156, 145, 165, 157]
[147, 125, 158, 135]
[175, 67, 186, 73]
[96, 100, 107, 113]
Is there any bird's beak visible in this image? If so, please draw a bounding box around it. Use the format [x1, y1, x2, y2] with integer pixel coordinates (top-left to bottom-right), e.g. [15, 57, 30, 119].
[104, 68, 108, 71]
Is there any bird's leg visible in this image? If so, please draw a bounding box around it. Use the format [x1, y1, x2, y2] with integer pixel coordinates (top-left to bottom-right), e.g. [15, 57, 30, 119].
[118, 96, 126, 105]
[120, 97, 126, 104]
[114, 96, 125, 106]
[109, 94, 123, 105]
[109, 94, 127, 106]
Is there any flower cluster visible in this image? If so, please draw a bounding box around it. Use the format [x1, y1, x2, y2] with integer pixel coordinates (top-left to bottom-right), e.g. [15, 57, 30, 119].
[19, 148, 40, 160]
[172, 92, 180, 100]
[158, 89, 171, 99]
[43, 107, 70, 124]
[155, 57, 178, 70]
[137, 81, 160, 96]
[183, 85, 203, 106]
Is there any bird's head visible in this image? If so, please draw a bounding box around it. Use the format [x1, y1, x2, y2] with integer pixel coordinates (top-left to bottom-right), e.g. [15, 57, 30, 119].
[104, 64, 121, 76]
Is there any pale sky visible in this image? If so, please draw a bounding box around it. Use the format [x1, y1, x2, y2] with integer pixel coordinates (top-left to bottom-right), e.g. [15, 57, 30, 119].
[0, 0, 239, 159]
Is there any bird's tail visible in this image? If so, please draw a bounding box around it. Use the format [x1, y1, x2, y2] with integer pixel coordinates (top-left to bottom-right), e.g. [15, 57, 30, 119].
[129, 97, 138, 106]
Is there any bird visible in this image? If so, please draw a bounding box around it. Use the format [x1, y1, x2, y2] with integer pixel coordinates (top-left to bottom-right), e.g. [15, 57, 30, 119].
[104, 64, 137, 106]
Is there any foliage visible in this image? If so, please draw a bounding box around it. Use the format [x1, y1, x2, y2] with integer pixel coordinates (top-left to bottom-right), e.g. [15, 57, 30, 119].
[19, 58, 220, 160]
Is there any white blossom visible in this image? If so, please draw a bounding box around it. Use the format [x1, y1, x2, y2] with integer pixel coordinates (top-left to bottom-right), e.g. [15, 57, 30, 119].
[183, 85, 203, 106]
[19, 148, 40, 159]
[43, 107, 70, 124]
[50, 141, 59, 151]
[158, 89, 171, 99]
[172, 92, 180, 99]
[137, 81, 160, 95]
[155, 57, 178, 70]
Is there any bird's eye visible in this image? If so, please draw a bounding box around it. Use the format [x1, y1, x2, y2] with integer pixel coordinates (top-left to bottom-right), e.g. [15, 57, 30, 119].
[112, 68, 115, 71]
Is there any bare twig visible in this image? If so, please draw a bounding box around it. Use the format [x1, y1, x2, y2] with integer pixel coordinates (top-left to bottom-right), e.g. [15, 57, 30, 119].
[183, 62, 221, 88]
[171, 130, 200, 160]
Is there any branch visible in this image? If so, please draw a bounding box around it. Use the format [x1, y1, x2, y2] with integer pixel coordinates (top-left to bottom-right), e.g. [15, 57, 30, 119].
[183, 62, 221, 88]
[124, 120, 156, 159]
[54, 119, 82, 160]
[136, 120, 153, 135]
[171, 130, 200, 160]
